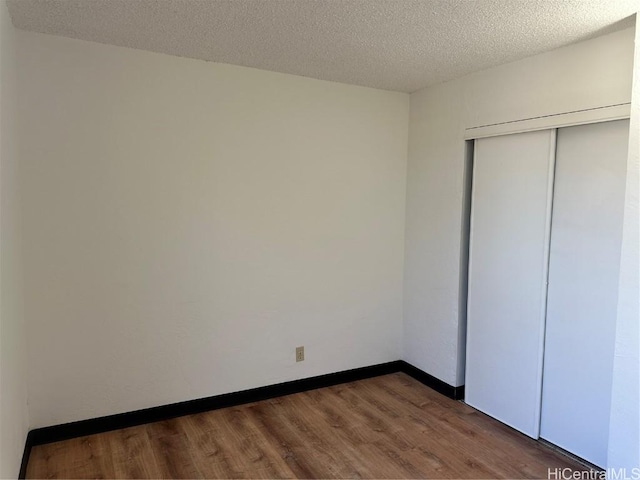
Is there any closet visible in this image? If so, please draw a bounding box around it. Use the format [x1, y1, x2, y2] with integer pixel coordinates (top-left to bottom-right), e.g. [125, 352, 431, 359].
[465, 118, 629, 468]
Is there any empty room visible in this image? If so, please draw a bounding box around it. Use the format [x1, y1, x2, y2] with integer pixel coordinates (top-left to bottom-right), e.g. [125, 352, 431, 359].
[1, 0, 639, 478]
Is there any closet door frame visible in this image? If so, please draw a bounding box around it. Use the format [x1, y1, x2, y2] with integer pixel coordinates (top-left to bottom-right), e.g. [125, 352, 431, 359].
[463, 103, 631, 441]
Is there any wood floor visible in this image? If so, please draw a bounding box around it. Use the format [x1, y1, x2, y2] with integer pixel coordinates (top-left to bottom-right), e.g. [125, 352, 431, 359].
[26, 373, 583, 479]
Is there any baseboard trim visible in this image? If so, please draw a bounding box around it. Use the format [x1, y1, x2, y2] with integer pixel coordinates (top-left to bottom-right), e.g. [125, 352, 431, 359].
[19, 360, 462, 478]
[399, 360, 465, 400]
[26, 361, 404, 447]
[18, 431, 34, 480]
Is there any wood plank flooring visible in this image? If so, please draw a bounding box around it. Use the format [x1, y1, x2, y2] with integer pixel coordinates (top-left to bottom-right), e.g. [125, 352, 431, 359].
[26, 373, 583, 478]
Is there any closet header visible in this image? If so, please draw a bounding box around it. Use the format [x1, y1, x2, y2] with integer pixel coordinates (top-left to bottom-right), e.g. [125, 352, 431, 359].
[464, 102, 630, 140]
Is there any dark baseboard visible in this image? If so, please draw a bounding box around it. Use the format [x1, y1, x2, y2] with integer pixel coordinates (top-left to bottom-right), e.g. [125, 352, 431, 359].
[399, 360, 465, 400]
[18, 431, 34, 480]
[26, 361, 405, 448]
[19, 359, 462, 478]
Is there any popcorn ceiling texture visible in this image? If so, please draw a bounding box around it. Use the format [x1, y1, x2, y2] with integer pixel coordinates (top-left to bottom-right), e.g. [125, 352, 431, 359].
[6, 0, 639, 93]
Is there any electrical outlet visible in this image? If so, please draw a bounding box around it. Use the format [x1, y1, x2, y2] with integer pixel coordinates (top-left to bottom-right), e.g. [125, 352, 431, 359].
[296, 346, 305, 362]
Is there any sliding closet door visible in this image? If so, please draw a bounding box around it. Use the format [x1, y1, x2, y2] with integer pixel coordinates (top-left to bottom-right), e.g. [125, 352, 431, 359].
[540, 119, 629, 467]
[466, 129, 555, 438]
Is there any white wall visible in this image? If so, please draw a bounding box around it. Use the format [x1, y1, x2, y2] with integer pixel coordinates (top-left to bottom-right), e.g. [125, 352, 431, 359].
[0, 1, 28, 477]
[17, 31, 409, 428]
[607, 17, 639, 470]
[404, 27, 636, 386]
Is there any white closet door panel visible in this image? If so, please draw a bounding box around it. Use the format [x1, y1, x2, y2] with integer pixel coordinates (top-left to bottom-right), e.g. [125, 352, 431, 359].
[466, 129, 555, 438]
[540, 119, 629, 467]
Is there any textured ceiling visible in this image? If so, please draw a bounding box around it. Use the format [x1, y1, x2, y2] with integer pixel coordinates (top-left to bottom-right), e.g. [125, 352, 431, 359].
[7, 0, 639, 93]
